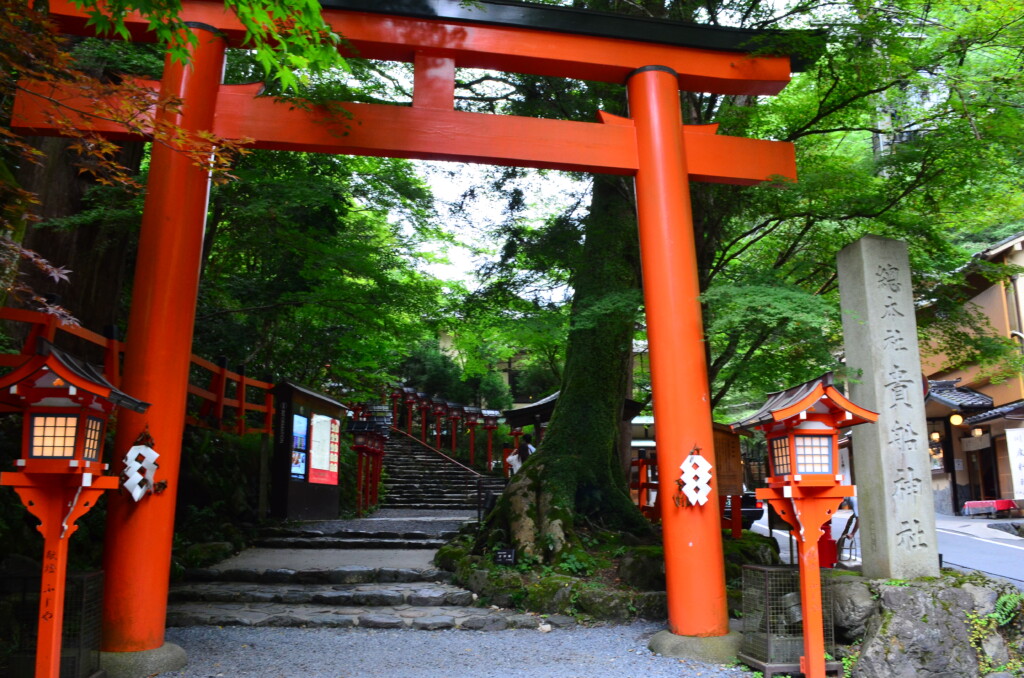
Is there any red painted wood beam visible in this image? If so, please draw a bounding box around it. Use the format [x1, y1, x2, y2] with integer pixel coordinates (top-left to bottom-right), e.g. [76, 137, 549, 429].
[43, 0, 792, 96]
[12, 80, 796, 183]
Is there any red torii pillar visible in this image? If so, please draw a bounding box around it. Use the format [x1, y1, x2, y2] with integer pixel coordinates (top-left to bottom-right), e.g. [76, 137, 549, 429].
[12, 0, 801, 660]
[629, 65, 727, 635]
[101, 25, 226, 658]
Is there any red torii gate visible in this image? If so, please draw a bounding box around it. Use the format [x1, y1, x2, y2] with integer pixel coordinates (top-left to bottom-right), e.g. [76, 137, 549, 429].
[14, 0, 801, 667]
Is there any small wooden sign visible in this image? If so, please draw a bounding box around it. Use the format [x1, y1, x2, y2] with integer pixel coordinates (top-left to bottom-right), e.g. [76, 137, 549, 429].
[713, 424, 745, 496]
[495, 548, 516, 565]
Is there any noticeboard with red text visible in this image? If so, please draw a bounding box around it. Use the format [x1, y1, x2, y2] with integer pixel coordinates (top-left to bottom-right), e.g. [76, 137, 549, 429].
[308, 414, 341, 485]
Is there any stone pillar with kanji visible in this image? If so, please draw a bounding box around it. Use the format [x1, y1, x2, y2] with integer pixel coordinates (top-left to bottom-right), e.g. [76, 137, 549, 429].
[837, 235, 940, 579]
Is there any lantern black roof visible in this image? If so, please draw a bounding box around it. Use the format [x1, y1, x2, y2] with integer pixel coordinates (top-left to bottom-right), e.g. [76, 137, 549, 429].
[0, 339, 150, 413]
[731, 372, 877, 432]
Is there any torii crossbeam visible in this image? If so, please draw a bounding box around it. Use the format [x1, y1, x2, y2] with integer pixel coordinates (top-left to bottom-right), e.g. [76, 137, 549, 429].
[14, 0, 802, 669]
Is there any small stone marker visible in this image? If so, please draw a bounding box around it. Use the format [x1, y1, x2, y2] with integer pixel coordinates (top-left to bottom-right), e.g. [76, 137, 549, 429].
[837, 235, 940, 579]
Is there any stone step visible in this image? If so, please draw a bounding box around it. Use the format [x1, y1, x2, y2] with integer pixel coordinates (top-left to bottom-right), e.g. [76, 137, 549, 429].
[166, 600, 576, 631]
[382, 495, 483, 502]
[382, 483, 483, 491]
[381, 495, 478, 502]
[259, 527, 459, 541]
[383, 473, 501, 480]
[379, 435, 505, 515]
[382, 500, 477, 509]
[255, 537, 448, 549]
[384, 475, 498, 481]
[169, 580, 475, 607]
[183, 564, 449, 585]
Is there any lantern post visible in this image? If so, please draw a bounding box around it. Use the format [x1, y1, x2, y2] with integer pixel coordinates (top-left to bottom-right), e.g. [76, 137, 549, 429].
[0, 340, 149, 678]
[447, 403, 463, 454]
[389, 387, 403, 423]
[348, 421, 375, 516]
[482, 410, 500, 470]
[511, 427, 523, 453]
[432, 399, 448, 450]
[731, 373, 877, 678]
[417, 393, 431, 443]
[403, 387, 418, 433]
[464, 407, 481, 466]
[370, 424, 387, 507]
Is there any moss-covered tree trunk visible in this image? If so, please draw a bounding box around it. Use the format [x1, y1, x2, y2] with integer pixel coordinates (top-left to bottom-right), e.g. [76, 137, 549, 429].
[480, 174, 653, 562]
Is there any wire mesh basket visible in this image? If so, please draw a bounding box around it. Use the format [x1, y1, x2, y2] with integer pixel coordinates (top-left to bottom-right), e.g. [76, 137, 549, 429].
[2, 570, 104, 678]
[739, 564, 840, 677]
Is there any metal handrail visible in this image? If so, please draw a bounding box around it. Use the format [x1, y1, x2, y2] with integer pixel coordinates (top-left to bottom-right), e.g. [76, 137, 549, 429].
[388, 426, 499, 523]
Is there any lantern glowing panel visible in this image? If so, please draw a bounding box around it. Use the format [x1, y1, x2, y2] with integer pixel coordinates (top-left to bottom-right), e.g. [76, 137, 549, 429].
[769, 436, 791, 477]
[795, 435, 832, 474]
[30, 414, 78, 458]
[28, 413, 106, 460]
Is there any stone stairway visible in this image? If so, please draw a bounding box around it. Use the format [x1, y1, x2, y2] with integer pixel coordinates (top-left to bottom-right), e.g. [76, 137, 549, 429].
[164, 440, 530, 631]
[382, 433, 507, 511]
[253, 524, 450, 550]
[166, 509, 569, 631]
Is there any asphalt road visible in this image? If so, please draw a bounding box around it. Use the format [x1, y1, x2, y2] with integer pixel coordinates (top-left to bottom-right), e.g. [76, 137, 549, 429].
[752, 509, 1024, 590]
[935, 514, 1024, 589]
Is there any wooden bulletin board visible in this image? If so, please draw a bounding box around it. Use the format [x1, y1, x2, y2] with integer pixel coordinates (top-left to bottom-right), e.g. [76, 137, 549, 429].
[713, 423, 745, 495]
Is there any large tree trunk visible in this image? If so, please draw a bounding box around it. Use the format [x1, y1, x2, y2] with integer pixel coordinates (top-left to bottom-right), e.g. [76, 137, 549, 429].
[16, 136, 143, 340]
[479, 174, 653, 561]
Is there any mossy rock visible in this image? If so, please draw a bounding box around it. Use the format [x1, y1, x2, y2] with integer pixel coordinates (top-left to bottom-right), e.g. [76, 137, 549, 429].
[434, 542, 470, 572]
[574, 587, 635, 620]
[617, 546, 665, 590]
[467, 568, 525, 608]
[524, 574, 577, 614]
[454, 555, 483, 583]
[722, 531, 780, 584]
[633, 591, 668, 620]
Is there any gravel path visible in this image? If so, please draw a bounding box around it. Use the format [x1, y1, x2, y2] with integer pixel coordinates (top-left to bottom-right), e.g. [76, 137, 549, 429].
[158, 623, 753, 678]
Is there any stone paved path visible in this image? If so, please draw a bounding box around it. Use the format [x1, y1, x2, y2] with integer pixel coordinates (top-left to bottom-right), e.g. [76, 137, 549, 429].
[167, 508, 556, 631]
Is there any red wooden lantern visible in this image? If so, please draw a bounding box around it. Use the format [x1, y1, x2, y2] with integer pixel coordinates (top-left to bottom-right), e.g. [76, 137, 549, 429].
[389, 386, 403, 422]
[431, 398, 448, 449]
[402, 387, 418, 433]
[482, 409, 500, 470]
[447, 402, 463, 453]
[416, 392, 431, 442]
[348, 421, 386, 516]
[0, 340, 149, 678]
[731, 373, 876, 678]
[463, 406, 481, 465]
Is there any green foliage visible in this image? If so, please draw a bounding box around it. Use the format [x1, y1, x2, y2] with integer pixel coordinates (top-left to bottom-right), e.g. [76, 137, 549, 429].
[401, 340, 475, 403]
[175, 428, 262, 537]
[556, 550, 598, 577]
[195, 149, 442, 397]
[400, 339, 513, 412]
[883, 578, 911, 587]
[477, 371, 513, 411]
[992, 592, 1024, 627]
[71, 37, 165, 78]
[965, 608, 998, 674]
[74, 0, 346, 90]
[842, 651, 859, 678]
